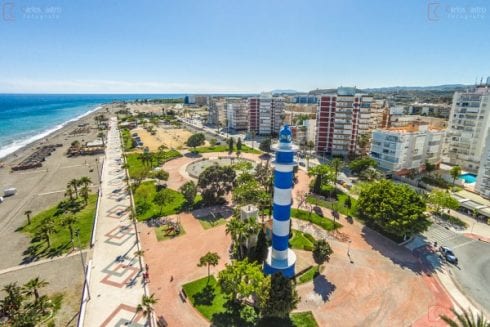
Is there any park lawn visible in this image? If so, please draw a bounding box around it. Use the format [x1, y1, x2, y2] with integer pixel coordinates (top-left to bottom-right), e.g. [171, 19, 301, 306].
[125, 150, 182, 178]
[290, 312, 319, 327]
[289, 230, 315, 251]
[197, 212, 227, 230]
[155, 223, 185, 241]
[291, 208, 342, 231]
[182, 276, 228, 321]
[298, 266, 319, 284]
[121, 128, 134, 152]
[22, 194, 98, 258]
[194, 144, 261, 154]
[134, 182, 185, 221]
[306, 193, 357, 218]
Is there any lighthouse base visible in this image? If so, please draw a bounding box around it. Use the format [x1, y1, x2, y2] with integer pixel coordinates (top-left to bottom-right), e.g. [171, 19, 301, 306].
[263, 247, 297, 278]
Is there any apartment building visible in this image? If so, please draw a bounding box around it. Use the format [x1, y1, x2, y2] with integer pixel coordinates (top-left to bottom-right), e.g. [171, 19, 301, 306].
[370, 124, 445, 174]
[445, 84, 490, 171]
[226, 98, 248, 131]
[248, 92, 285, 135]
[185, 95, 209, 106]
[207, 98, 226, 127]
[476, 132, 490, 197]
[315, 87, 373, 156]
[369, 99, 389, 130]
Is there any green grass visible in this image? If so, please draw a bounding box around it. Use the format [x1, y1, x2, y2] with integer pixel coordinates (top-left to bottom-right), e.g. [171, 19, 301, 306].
[291, 208, 342, 231]
[289, 230, 315, 251]
[121, 128, 134, 151]
[306, 193, 357, 218]
[182, 276, 228, 321]
[298, 266, 319, 284]
[197, 212, 227, 229]
[437, 212, 468, 228]
[155, 223, 185, 241]
[134, 182, 186, 221]
[290, 312, 319, 327]
[22, 194, 98, 258]
[194, 144, 261, 154]
[125, 150, 182, 178]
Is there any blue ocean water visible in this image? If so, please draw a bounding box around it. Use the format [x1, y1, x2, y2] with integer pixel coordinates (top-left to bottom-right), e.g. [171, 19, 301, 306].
[0, 94, 183, 159]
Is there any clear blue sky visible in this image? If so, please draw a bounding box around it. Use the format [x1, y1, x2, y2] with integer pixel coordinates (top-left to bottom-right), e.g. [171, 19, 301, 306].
[0, 0, 489, 93]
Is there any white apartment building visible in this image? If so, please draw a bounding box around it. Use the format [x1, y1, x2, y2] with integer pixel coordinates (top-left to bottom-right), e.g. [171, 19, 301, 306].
[476, 132, 490, 197]
[445, 84, 490, 171]
[248, 92, 285, 135]
[226, 98, 248, 131]
[370, 124, 445, 174]
[207, 98, 226, 127]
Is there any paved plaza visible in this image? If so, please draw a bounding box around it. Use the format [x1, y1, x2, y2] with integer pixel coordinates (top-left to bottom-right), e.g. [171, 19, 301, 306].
[83, 118, 147, 327]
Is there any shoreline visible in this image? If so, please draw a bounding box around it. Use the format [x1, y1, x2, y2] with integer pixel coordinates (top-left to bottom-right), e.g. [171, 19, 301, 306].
[0, 105, 106, 166]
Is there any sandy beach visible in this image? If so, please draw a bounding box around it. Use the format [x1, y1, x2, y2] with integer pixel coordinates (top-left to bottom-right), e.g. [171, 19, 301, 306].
[0, 105, 116, 269]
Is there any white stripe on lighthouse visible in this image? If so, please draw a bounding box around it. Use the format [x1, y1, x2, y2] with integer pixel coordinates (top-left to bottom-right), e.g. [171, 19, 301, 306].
[272, 248, 288, 261]
[274, 164, 294, 172]
[272, 219, 290, 237]
[273, 187, 292, 206]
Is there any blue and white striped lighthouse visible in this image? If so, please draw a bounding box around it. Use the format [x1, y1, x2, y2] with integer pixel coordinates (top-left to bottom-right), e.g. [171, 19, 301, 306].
[264, 124, 297, 278]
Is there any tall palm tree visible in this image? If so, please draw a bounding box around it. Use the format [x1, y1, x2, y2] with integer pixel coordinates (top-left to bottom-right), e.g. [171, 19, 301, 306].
[23, 277, 49, 302]
[39, 219, 56, 248]
[35, 294, 53, 315]
[97, 132, 106, 146]
[225, 217, 247, 259]
[79, 176, 92, 188]
[450, 166, 462, 186]
[306, 141, 315, 169]
[61, 214, 78, 243]
[136, 294, 158, 327]
[0, 283, 23, 318]
[65, 184, 75, 201]
[24, 210, 32, 225]
[69, 179, 80, 198]
[80, 185, 89, 205]
[330, 158, 343, 183]
[440, 308, 489, 327]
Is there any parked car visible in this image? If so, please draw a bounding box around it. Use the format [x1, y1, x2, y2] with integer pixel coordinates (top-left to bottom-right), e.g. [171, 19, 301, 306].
[440, 246, 458, 264]
[3, 188, 16, 197]
[299, 162, 305, 167]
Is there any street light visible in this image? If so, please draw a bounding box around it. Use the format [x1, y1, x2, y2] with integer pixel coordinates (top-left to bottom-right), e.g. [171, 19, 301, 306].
[75, 229, 91, 300]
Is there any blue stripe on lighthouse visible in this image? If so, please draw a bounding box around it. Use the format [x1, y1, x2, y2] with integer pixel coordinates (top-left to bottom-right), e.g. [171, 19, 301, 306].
[273, 203, 291, 221]
[272, 233, 289, 251]
[276, 151, 294, 163]
[274, 170, 293, 189]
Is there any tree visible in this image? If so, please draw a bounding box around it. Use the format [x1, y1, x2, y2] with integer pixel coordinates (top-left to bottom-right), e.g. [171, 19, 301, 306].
[236, 137, 242, 153]
[197, 252, 220, 281]
[24, 210, 32, 225]
[186, 133, 205, 151]
[61, 213, 78, 243]
[198, 165, 236, 204]
[308, 164, 334, 195]
[22, 277, 48, 302]
[209, 138, 217, 147]
[357, 180, 431, 239]
[427, 190, 459, 215]
[259, 138, 272, 152]
[306, 141, 315, 169]
[69, 179, 80, 198]
[255, 161, 273, 192]
[232, 180, 269, 207]
[253, 228, 268, 264]
[0, 282, 23, 319]
[258, 272, 299, 319]
[155, 145, 167, 165]
[153, 169, 169, 187]
[180, 181, 197, 209]
[153, 190, 169, 215]
[349, 156, 377, 175]
[357, 133, 371, 155]
[218, 259, 268, 303]
[313, 239, 333, 268]
[330, 157, 343, 183]
[136, 294, 158, 327]
[228, 137, 234, 153]
[425, 161, 436, 175]
[140, 151, 153, 168]
[38, 219, 56, 248]
[450, 166, 462, 185]
[225, 217, 247, 259]
[80, 184, 90, 205]
[440, 308, 490, 327]
[97, 131, 106, 146]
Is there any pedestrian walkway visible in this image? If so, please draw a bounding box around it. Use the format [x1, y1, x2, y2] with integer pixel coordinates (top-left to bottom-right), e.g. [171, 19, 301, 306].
[83, 118, 147, 327]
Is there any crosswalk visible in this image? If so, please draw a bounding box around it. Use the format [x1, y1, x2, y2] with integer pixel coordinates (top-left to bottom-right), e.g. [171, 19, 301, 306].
[423, 224, 476, 249]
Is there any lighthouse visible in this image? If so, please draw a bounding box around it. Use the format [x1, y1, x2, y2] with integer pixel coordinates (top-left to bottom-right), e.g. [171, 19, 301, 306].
[264, 124, 297, 278]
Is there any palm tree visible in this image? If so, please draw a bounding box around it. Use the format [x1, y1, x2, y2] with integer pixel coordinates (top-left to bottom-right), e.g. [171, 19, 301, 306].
[80, 184, 90, 205]
[440, 308, 489, 327]
[357, 133, 371, 155]
[306, 141, 315, 169]
[330, 158, 343, 183]
[450, 166, 462, 185]
[0, 283, 23, 318]
[35, 294, 53, 315]
[97, 132, 106, 146]
[251, 130, 256, 150]
[140, 152, 153, 168]
[38, 219, 56, 248]
[69, 179, 80, 198]
[65, 184, 75, 201]
[244, 216, 261, 253]
[61, 214, 78, 243]
[24, 210, 33, 225]
[136, 294, 158, 327]
[23, 277, 49, 302]
[225, 217, 247, 259]
[79, 176, 92, 188]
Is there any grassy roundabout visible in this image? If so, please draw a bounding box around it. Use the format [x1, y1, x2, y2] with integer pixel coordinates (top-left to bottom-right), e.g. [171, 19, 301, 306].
[289, 230, 315, 251]
[133, 182, 186, 221]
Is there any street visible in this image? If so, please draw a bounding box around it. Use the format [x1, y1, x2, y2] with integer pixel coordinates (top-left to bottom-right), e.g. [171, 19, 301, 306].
[421, 223, 490, 314]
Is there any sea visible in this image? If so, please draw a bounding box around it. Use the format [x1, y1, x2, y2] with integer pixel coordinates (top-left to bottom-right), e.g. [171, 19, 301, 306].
[0, 94, 184, 159]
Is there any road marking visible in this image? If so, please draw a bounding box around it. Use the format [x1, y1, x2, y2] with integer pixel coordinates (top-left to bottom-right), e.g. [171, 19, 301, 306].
[60, 164, 88, 169]
[452, 239, 477, 249]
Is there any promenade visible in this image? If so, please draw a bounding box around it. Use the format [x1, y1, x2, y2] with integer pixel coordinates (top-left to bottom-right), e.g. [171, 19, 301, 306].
[83, 118, 147, 326]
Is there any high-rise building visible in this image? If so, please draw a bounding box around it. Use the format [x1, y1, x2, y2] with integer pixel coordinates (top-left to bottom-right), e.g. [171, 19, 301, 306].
[207, 98, 226, 127]
[315, 87, 373, 156]
[248, 92, 285, 135]
[226, 98, 248, 131]
[370, 123, 445, 175]
[445, 84, 490, 171]
[476, 132, 490, 197]
[369, 99, 389, 130]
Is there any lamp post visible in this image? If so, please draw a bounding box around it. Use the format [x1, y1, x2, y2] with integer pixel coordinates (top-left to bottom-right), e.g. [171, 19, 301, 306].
[75, 229, 91, 300]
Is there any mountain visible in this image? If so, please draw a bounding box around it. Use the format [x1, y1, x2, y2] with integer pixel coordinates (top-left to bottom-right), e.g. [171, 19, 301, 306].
[271, 89, 301, 95]
[361, 84, 469, 93]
